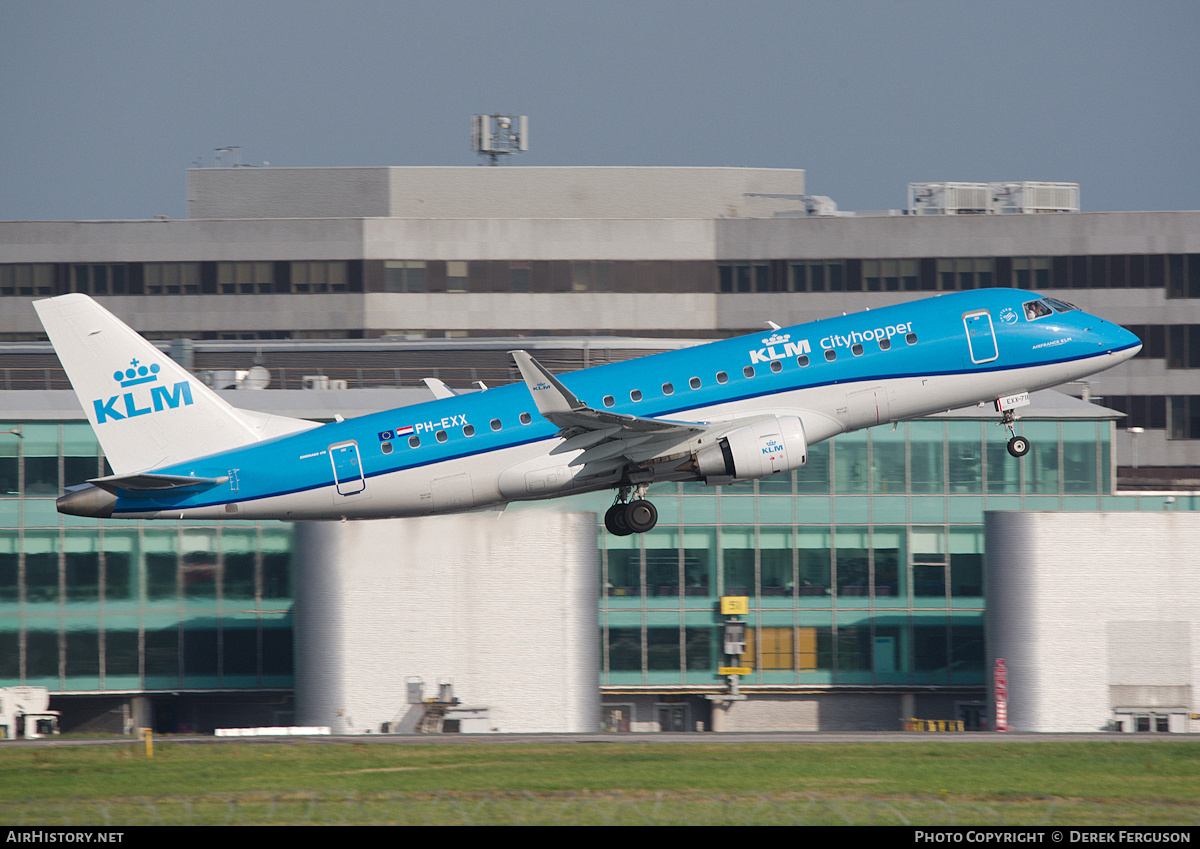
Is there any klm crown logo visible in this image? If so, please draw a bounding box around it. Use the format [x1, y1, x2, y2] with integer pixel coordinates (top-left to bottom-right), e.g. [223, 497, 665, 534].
[114, 359, 161, 388]
[93, 357, 193, 424]
[749, 332, 811, 365]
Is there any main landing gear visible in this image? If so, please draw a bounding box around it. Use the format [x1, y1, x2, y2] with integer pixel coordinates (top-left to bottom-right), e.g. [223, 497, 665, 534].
[1000, 409, 1030, 457]
[604, 486, 658, 536]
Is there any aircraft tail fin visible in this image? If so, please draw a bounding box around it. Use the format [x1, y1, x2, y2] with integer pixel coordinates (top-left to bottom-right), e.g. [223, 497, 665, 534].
[34, 293, 312, 474]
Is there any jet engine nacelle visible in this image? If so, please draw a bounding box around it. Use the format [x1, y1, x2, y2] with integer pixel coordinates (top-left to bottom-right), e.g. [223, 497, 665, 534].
[696, 415, 808, 484]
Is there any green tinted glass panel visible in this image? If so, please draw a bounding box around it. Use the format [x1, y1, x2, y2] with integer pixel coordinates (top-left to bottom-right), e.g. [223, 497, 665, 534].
[834, 433, 869, 494]
[872, 426, 906, 494]
[909, 421, 944, 494]
[947, 422, 982, 494]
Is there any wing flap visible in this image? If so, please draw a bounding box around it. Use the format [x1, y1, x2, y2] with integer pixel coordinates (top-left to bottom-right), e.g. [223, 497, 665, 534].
[549, 426, 623, 455]
[570, 434, 661, 467]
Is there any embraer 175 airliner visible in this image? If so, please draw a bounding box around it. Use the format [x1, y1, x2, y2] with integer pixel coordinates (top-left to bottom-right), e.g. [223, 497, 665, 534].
[35, 289, 1140, 535]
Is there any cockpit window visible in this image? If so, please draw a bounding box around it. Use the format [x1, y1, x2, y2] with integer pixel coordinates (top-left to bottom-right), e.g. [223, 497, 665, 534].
[1044, 297, 1079, 314]
[1023, 299, 1054, 321]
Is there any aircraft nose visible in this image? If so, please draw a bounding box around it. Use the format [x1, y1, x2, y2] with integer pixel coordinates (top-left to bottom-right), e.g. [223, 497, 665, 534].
[1100, 322, 1141, 361]
[1115, 324, 1141, 354]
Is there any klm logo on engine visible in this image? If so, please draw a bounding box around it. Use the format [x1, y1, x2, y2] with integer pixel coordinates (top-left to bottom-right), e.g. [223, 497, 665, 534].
[92, 359, 193, 424]
[749, 332, 811, 365]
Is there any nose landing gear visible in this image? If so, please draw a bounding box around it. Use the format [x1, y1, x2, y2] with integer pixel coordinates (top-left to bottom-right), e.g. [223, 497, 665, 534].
[604, 486, 659, 535]
[1000, 408, 1030, 457]
[1006, 433, 1030, 457]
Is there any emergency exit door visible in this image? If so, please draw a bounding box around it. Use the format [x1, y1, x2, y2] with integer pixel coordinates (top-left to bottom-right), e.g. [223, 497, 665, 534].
[963, 310, 998, 364]
[328, 441, 366, 495]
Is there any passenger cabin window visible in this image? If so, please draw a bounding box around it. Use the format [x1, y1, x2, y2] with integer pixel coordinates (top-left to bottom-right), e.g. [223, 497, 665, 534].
[464, 424, 475, 437]
[825, 349, 837, 362]
[519, 412, 531, 425]
[381, 442, 393, 454]
[770, 360, 782, 373]
[662, 382, 674, 395]
[743, 365, 755, 378]
[716, 371, 728, 384]
[436, 430, 447, 443]
[603, 395, 615, 407]
[490, 418, 501, 431]
[906, 333, 918, 345]
[408, 435, 421, 448]
[879, 337, 891, 350]
[852, 343, 864, 356]
[797, 355, 809, 367]
[689, 377, 702, 390]
[630, 389, 642, 401]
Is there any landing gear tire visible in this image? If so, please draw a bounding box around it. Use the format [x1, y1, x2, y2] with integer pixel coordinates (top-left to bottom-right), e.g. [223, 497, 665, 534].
[999, 407, 1029, 458]
[1007, 435, 1030, 458]
[604, 503, 633, 536]
[624, 499, 658, 534]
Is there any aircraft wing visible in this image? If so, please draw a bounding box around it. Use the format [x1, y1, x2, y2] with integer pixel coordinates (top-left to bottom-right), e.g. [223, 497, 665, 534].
[510, 350, 705, 478]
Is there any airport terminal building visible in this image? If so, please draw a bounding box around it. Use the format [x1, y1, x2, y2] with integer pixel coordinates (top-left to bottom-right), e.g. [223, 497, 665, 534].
[1, 167, 1198, 734]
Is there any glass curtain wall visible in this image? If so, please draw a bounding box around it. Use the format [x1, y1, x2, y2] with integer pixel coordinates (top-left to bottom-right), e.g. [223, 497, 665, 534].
[0, 422, 294, 692]
[598, 416, 1116, 687]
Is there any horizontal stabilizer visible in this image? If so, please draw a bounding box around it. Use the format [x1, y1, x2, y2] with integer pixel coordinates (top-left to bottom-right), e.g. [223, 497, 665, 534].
[88, 472, 229, 498]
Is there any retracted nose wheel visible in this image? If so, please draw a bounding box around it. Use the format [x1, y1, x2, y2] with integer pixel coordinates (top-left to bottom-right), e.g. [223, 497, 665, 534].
[1007, 435, 1030, 457]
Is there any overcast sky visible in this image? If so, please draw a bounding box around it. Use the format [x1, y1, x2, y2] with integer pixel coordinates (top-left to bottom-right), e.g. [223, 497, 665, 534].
[2, 0, 1197, 220]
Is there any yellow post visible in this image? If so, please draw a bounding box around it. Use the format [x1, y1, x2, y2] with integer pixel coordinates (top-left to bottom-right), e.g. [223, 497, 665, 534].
[141, 727, 153, 758]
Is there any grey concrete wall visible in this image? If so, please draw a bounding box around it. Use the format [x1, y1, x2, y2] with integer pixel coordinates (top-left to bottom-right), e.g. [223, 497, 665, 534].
[985, 511, 1200, 732]
[717, 692, 933, 732]
[189, 166, 806, 220]
[189, 167, 393, 219]
[293, 511, 599, 734]
[716, 211, 1200, 260]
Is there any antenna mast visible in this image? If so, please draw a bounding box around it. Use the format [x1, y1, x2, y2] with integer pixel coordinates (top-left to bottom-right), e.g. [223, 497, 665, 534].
[471, 115, 528, 165]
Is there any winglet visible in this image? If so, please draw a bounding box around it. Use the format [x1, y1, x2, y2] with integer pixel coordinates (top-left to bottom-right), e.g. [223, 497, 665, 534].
[509, 350, 584, 416]
[422, 377, 458, 400]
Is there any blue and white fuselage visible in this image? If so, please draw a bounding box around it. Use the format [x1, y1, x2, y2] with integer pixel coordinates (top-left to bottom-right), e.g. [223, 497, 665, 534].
[36, 289, 1141, 534]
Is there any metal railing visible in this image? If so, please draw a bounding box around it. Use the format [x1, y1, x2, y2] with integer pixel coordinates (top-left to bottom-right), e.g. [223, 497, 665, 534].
[0, 366, 525, 392]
